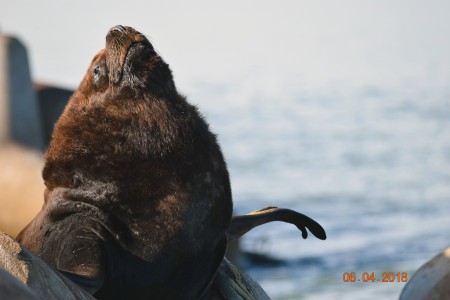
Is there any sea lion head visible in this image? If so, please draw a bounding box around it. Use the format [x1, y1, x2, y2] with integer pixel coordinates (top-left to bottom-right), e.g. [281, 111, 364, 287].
[104, 25, 175, 94]
[43, 25, 190, 190]
[75, 25, 176, 106]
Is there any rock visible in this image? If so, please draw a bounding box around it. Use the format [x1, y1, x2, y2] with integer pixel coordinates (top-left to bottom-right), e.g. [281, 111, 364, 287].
[400, 247, 450, 300]
[0, 144, 44, 237]
[0, 232, 94, 300]
[211, 258, 270, 300]
[0, 268, 38, 300]
[0, 34, 44, 150]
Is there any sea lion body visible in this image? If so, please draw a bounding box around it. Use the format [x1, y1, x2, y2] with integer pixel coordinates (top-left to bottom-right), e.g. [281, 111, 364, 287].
[17, 26, 232, 299]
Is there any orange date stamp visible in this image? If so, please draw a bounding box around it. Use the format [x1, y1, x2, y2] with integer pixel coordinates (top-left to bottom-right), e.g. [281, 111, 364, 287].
[342, 272, 408, 283]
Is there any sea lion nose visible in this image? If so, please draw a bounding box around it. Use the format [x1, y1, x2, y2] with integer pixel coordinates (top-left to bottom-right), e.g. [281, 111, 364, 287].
[111, 25, 126, 33]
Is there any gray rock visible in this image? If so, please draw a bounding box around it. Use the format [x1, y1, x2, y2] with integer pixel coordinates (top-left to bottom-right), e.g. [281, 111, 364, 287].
[0, 268, 38, 300]
[0, 232, 94, 300]
[0, 35, 44, 150]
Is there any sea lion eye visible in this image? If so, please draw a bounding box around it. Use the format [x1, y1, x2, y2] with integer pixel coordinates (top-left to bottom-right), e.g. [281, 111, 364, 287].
[93, 65, 101, 76]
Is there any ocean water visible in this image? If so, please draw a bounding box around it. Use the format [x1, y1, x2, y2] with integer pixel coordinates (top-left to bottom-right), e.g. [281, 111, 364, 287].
[191, 84, 450, 299]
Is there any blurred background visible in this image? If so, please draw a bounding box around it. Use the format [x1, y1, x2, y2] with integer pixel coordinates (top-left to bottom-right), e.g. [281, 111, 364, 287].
[1, 0, 450, 299]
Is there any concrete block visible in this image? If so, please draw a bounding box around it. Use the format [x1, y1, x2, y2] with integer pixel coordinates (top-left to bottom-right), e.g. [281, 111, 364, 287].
[0, 35, 44, 150]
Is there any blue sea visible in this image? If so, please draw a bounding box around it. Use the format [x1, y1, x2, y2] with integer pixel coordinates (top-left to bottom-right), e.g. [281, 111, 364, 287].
[191, 84, 450, 299]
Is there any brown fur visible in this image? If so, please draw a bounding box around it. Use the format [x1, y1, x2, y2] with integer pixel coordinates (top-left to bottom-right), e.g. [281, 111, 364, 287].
[17, 26, 232, 300]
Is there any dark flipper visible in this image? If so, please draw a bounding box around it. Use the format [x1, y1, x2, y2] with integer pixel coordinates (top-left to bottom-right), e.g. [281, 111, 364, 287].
[54, 227, 106, 295]
[228, 206, 326, 241]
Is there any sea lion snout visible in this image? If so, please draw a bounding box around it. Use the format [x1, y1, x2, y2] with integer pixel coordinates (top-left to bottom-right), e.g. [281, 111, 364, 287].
[110, 25, 126, 33]
[106, 25, 143, 39]
[105, 25, 152, 84]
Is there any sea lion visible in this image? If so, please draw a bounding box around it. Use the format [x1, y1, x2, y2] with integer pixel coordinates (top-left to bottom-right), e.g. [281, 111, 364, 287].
[16, 25, 327, 300]
[17, 25, 232, 300]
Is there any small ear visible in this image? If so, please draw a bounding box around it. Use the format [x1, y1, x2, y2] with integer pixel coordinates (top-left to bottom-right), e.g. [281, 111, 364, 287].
[228, 206, 326, 241]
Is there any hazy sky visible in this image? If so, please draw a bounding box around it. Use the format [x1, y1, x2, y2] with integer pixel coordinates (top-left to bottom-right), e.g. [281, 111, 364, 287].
[1, 0, 450, 92]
